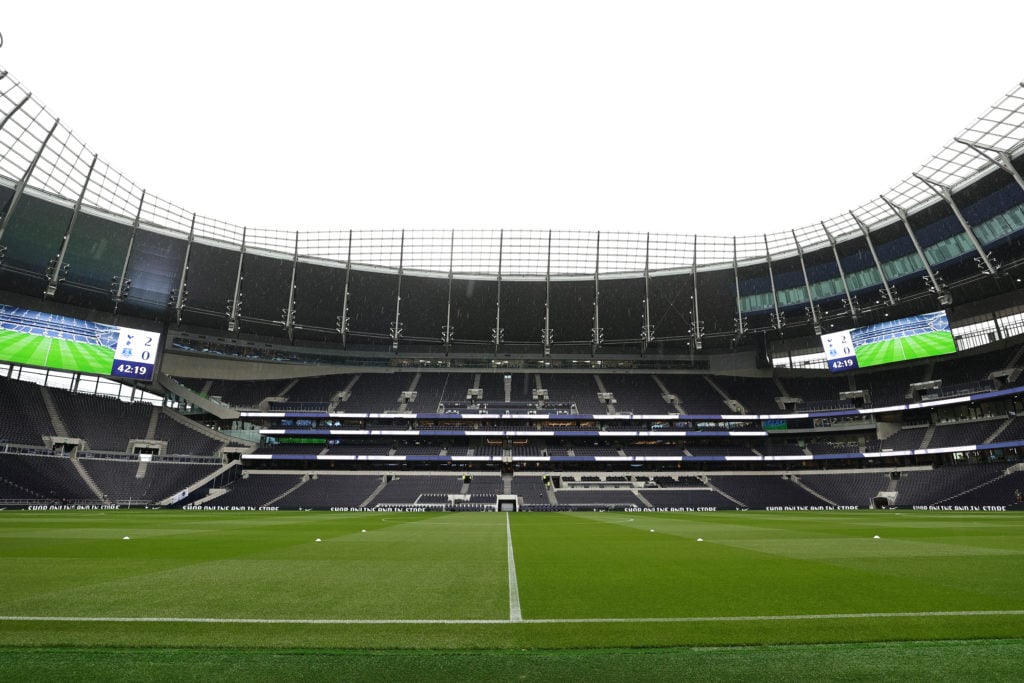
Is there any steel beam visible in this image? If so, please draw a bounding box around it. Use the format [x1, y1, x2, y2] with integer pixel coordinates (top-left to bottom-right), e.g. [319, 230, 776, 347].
[112, 189, 146, 313]
[876, 198, 950, 306]
[793, 230, 820, 334]
[283, 231, 299, 342]
[849, 210, 897, 306]
[591, 232, 602, 353]
[763, 236, 783, 330]
[912, 173, 998, 275]
[391, 230, 404, 350]
[337, 230, 352, 346]
[954, 137, 1024, 195]
[641, 233, 654, 353]
[172, 214, 195, 325]
[45, 153, 98, 298]
[0, 118, 59, 245]
[226, 227, 246, 333]
[443, 230, 454, 350]
[821, 221, 857, 321]
[542, 231, 553, 356]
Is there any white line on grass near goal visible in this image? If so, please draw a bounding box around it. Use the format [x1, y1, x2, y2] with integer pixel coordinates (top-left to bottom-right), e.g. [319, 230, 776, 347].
[1, 611, 1023, 626]
[506, 512, 522, 623]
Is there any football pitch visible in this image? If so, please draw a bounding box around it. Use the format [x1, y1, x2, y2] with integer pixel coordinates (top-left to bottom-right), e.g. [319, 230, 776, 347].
[0, 510, 1022, 680]
[855, 329, 957, 369]
[0, 329, 114, 375]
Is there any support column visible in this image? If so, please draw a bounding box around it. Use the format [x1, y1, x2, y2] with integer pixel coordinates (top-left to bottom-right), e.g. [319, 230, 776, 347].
[492, 230, 504, 353]
[954, 137, 1024, 195]
[112, 189, 146, 314]
[0, 118, 60, 248]
[764, 236, 783, 330]
[282, 231, 299, 342]
[641, 233, 654, 353]
[876, 199, 951, 307]
[591, 233, 602, 354]
[226, 228, 246, 333]
[821, 222, 857, 322]
[541, 231, 553, 356]
[0, 91, 31, 136]
[391, 230, 404, 351]
[732, 236, 747, 338]
[690, 236, 703, 350]
[442, 230, 455, 351]
[849, 210, 897, 306]
[793, 230, 821, 335]
[336, 230, 352, 347]
[45, 153, 98, 298]
[912, 173, 999, 276]
[171, 214, 196, 326]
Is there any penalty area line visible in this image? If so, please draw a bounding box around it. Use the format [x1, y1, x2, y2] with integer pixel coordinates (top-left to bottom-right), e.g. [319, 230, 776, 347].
[1, 610, 1022, 626]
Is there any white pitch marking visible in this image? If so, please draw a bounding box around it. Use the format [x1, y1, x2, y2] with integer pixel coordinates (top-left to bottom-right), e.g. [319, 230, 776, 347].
[1, 610, 1021, 626]
[506, 512, 522, 623]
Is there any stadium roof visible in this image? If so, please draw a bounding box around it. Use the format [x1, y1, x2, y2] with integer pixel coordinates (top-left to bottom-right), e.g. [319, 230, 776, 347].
[2, 67, 1024, 276]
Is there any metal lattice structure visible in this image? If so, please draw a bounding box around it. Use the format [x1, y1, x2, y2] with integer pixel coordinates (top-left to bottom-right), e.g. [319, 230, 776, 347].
[2, 66, 1024, 278]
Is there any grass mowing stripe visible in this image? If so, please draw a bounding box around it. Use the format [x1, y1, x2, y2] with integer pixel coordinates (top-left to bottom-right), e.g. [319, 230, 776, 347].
[3, 610, 1023, 625]
[3, 640, 1023, 683]
[506, 512, 522, 623]
[3, 510, 1022, 651]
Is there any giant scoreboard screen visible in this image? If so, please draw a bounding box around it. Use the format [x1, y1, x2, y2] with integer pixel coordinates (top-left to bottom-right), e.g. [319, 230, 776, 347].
[820, 310, 956, 373]
[0, 305, 161, 380]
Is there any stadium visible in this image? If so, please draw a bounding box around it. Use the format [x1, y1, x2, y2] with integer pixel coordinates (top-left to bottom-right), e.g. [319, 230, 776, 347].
[2, 54, 1024, 678]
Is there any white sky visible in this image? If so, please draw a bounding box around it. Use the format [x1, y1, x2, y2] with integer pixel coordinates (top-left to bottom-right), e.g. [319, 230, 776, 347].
[2, 1, 1023, 237]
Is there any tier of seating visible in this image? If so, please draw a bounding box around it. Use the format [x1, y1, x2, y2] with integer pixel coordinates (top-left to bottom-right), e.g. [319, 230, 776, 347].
[2, 450, 1019, 510]
[0, 452, 219, 505]
[166, 341, 1023, 415]
[0, 380, 54, 446]
[710, 475, 827, 508]
[659, 375, 725, 414]
[598, 374, 669, 414]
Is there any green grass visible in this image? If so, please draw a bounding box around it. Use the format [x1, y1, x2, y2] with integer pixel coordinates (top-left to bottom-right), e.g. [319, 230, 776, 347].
[854, 329, 957, 368]
[0, 329, 114, 375]
[0, 510, 1022, 678]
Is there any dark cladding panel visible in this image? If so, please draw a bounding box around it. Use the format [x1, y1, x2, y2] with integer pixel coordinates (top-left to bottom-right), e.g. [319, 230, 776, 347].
[400, 274, 449, 342]
[240, 253, 292, 325]
[0, 194, 70, 274]
[451, 278, 498, 343]
[648, 272, 690, 340]
[801, 248, 843, 310]
[549, 279, 595, 343]
[347, 269, 399, 338]
[62, 213, 131, 292]
[121, 229, 186, 316]
[0, 186, 14, 218]
[183, 242, 240, 315]
[599, 277, 644, 342]
[695, 270, 736, 337]
[293, 261, 345, 332]
[501, 280, 546, 344]
[957, 173, 1024, 225]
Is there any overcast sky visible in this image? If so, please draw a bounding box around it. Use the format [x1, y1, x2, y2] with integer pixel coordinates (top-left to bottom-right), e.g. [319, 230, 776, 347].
[2, 1, 1023, 237]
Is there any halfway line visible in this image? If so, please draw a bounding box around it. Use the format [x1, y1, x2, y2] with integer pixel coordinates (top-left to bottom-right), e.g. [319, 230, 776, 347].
[506, 512, 522, 622]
